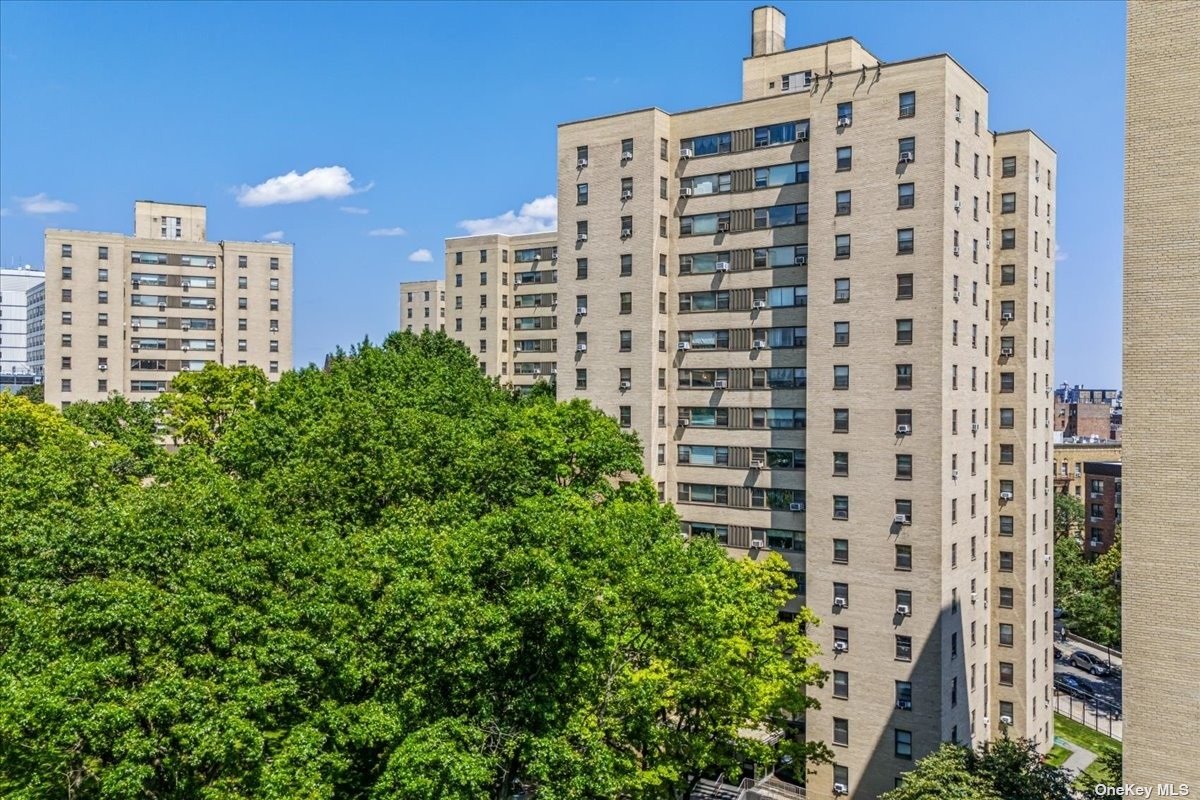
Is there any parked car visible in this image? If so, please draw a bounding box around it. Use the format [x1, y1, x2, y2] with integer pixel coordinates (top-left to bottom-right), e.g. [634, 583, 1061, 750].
[1056, 674, 1089, 699]
[1070, 650, 1111, 676]
[1054, 646, 1063, 661]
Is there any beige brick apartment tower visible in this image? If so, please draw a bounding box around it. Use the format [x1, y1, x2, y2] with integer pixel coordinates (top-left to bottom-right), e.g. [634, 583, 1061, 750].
[43, 201, 293, 408]
[400, 279, 445, 333]
[441, 8, 1055, 795]
[1122, 1, 1200, 786]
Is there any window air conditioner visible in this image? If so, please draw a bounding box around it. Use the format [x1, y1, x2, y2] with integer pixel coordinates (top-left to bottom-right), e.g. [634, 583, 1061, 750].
[181, 323, 190, 331]
[619, 381, 631, 390]
[98, 364, 108, 371]
[577, 233, 588, 242]
[795, 255, 807, 265]
[954, 201, 962, 212]
[796, 129, 809, 142]
[131, 322, 140, 330]
[207, 304, 216, 310]
[576, 307, 588, 316]
[1000, 715, 1014, 726]
[714, 261, 731, 272]
[837, 116, 852, 127]
[621, 151, 633, 161]
[576, 343, 587, 352]
[750, 459, 764, 469]
[896, 424, 911, 435]
[833, 597, 848, 608]
[577, 158, 588, 168]
[713, 379, 727, 389]
[270, 326, 279, 333]
[621, 190, 633, 200]
[132, 280, 140, 288]
[833, 783, 848, 795]
[953, 246, 961, 256]
[678, 341, 691, 351]
[896, 699, 912, 710]
[834, 509, 848, 519]
[833, 641, 849, 652]
[182, 284, 190, 292]
[972, 423, 980, 433]
[971, 592, 978, 603]
[679, 147, 693, 158]
[895, 604, 911, 616]
[953, 290, 961, 302]
[789, 502, 805, 512]
[158, 303, 166, 311]
[680, 187, 693, 197]
[752, 299, 767, 309]
[893, 514, 909, 525]
[952, 469, 959, 480]
[1000, 491, 1014, 501]
[1002, 311, 1014, 321]
[899, 152, 914, 163]
[716, 221, 730, 232]
[1044, 554, 1051, 564]
[621, 228, 632, 238]
[750, 539, 765, 549]
[131, 345, 139, 352]
[752, 340, 767, 350]
[1000, 347, 1014, 356]
[181, 345, 190, 352]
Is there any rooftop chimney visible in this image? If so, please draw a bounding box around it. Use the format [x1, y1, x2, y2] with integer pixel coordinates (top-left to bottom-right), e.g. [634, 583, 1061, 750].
[751, 6, 786, 57]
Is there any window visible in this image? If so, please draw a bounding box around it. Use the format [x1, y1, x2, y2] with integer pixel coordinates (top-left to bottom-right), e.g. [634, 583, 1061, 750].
[660, 176, 668, 199]
[1000, 372, 1015, 392]
[899, 91, 916, 117]
[619, 406, 631, 428]
[96, 290, 109, 304]
[833, 670, 849, 699]
[620, 138, 633, 160]
[999, 551, 1014, 572]
[895, 318, 913, 345]
[1002, 156, 1017, 177]
[753, 203, 808, 228]
[576, 369, 587, 390]
[896, 544, 912, 570]
[619, 330, 631, 352]
[897, 273, 913, 299]
[999, 662, 1015, 685]
[833, 452, 849, 476]
[896, 364, 913, 389]
[833, 365, 849, 390]
[833, 408, 849, 432]
[620, 293, 632, 314]
[999, 623, 1014, 647]
[577, 145, 588, 165]
[834, 278, 850, 303]
[898, 137, 915, 161]
[238, 339, 248, 352]
[833, 626, 849, 650]
[754, 161, 809, 188]
[897, 228, 914, 254]
[833, 495, 849, 520]
[61, 289, 72, 302]
[833, 718, 849, 747]
[660, 137, 668, 160]
[835, 190, 852, 216]
[833, 539, 849, 564]
[836, 146, 852, 171]
[1002, 192, 1016, 213]
[1000, 515, 1015, 535]
[896, 454, 912, 479]
[781, 70, 812, 92]
[577, 258, 588, 279]
[620, 254, 632, 277]
[1001, 264, 1016, 285]
[954, 140, 961, 166]
[753, 120, 805, 147]
[833, 321, 850, 346]
[576, 183, 588, 205]
[835, 234, 851, 259]
[238, 276, 248, 290]
[895, 729, 913, 759]
[1000, 587, 1015, 608]
[898, 182, 915, 209]
[896, 635, 913, 661]
[1000, 444, 1015, 464]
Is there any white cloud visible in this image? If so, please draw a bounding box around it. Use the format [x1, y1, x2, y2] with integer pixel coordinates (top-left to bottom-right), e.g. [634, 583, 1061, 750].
[340, 205, 369, 215]
[457, 194, 556, 235]
[235, 166, 370, 207]
[408, 248, 433, 262]
[262, 230, 285, 241]
[16, 193, 77, 214]
[368, 227, 407, 237]
[1056, 250, 1069, 263]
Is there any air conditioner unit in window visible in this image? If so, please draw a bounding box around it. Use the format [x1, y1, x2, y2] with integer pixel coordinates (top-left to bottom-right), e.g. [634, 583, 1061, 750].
[789, 502, 805, 512]
[716, 222, 730, 232]
[796, 129, 809, 142]
[1034, 277, 1039, 287]
[680, 187, 693, 197]
[715, 261, 731, 272]
[158, 303, 166, 311]
[833, 783, 848, 795]
[837, 116, 852, 127]
[893, 514, 909, 525]
[896, 699, 912, 710]
[678, 341, 691, 351]
[953, 246, 961, 256]
[679, 147, 693, 158]
[577, 158, 588, 168]
[550, 368, 558, 375]
[896, 424, 911, 435]
[577, 233, 588, 242]
[131, 322, 140, 330]
[752, 339, 767, 350]
[181, 323, 190, 331]
[750, 459, 764, 469]
[207, 263, 215, 270]
[679, 418, 691, 427]
[1001, 311, 1014, 321]
[1000, 347, 1014, 356]
[619, 381, 631, 390]
[1000, 491, 1014, 501]
[182, 284, 190, 292]
[986, 240, 992, 249]
[207, 304, 216, 311]
[1044, 554, 1052, 564]
[713, 379, 727, 389]
[972, 423, 980, 433]
[954, 201, 962, 212]
[752, 299, 767, 310]
[576, 306, 588, 316]
[834, 509, 848, 519]
[621, 151, 633, 161]
[1000, 715, 1014, 726]
[795, 255, 807, 265]
[952, 469, 959, 480]
[971, 592, 978, 603]
[132, 280, 140, 288]
[621, 228, 633, 238]
[181, 345, 190, 352]
[270, 326, 279, 333]
[953, 290, 961, 301]
[896, 604, 911, 616]
[750, 538, 765, 549]
[576, 343, 587, 352]
[899, 152, 914, 163]
[531, 369, 542, 376]
[98, 364, 108, 371]
[131, 345, 140, 352]
[833, 597, 848, 608]
[833, 641, 849, 652]
[621, 190, 633, 200]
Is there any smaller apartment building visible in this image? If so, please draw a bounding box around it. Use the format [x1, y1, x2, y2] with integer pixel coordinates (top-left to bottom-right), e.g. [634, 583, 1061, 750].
[1081, 461, 1121, 553]
[400, 280, 445, 333]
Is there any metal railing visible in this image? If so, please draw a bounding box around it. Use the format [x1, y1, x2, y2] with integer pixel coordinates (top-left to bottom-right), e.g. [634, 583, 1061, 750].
[1054, 690, 1122, 741]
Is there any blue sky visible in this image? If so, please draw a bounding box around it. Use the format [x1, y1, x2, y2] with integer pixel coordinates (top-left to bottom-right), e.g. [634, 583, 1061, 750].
[0, 1, 1125, 386]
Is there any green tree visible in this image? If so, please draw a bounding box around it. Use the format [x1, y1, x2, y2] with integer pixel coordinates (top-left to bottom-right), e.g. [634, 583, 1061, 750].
[14, 382, 44, 404]
[1054, 492, 1084, 541]
[879, 744, 1000, 800]
[154, 362, 269, 448]
[1055, 530, 1121, 648]
[882, 738, 1074, 800]
[63, 394, 162, 477]
[0, 331, 829, 800]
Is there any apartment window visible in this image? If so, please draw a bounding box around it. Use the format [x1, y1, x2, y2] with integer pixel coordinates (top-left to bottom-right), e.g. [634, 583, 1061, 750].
[836, 146, 852, 171]
[1000, 372, 1015, 392]
[1002, 156, 1017, 177]
[896, 454, 913, 480]
[895, 729, 913, 760]
[833, 408, 849, 433]
[620, 138, 633, 161]
[238, 276, 249, 290]
[61, 243, 73, 258]
[659, 254, 667, 276]
[97, 291, 108, 304]
[61, 289, 72, 303]
[619, 254, 632, 277]
[835, 190, 851, 216]
[895, 364, 912, 389]
[1001, 192, 1016, 213]
[896, 635, 913, 661]
[270, 257, 280, 270]
[479, 272, 488, 286]
[833, 538, 849, 564]
[575, 369, 587, 390]
[1001, 228, 1016, 249]
[237, 255, 248, 269]
[897, 273, 913, 299]
[833, 718, 849, 747]
[898, 137, 916, 161]
[894, 318, 914, 345]
[999, 623, 1014, 647]
[619, 330, 632, 352]
[898, 183, 914, 209]
[479, 317, 487, 331]
[60, 356, 72, 370]
[833, 670, 849, 699]
[269, 361, 279, 374]
[96, 268, 109, 283]
[660, 176, 668, 199]
[999, 551, 1014, 573]
[621, 216, 633, 238]
[576, 258, 588, 280]
[60, 379, 71, 393]
[897, 228, 914, 254]
[833, 365, 849, 390]
[999, 661, 1015, 686]
[61, 265, 73, 280]
[97, 313, 107, 327]
[834, 234, 851, 259]
[619, 292, 632, 314]
[833, 452, 849, 477]
[837, 101, 853, 124]
[973, 153, 980, 177]
[238, 318, 248, 332]
[834, 278, 850, 303]
[1000, 444, 1015, 465]
[999, 587, 1015, 609]
[833, 626, 849, 650]
[833, 321, 850, 346]
[618, 406, 631, 428]
[833, 495, 849, 520]
[61, 312, 72, 325]
[899, 90, 916, 118]
[895, 544, 913, 572]
[576, 183, 588, 205]
[954, 140, 961, 165]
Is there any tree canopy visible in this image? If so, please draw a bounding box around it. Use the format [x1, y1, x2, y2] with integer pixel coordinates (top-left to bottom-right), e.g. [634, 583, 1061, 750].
[0, 331, 827, 800]
[881, 738, 1074, 800]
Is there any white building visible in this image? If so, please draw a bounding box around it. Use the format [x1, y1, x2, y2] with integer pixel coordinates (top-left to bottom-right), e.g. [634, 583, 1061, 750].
[0, 266, 47, 389]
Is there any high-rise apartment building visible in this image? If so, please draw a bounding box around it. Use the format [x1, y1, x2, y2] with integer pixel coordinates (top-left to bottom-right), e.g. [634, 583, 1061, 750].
[0, 266, 46, 389]
[441, 9, 1055, 794]
[1122, 1, 1200, 787]
[438, 231, 559, 388]
[42, 201, 293, 408]
[399, 279, 445, 334]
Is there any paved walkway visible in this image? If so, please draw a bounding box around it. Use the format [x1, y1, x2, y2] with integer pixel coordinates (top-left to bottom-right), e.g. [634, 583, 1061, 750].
[1059, 736, 1097, 774]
